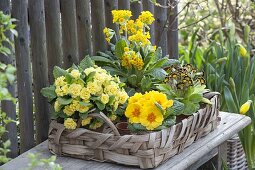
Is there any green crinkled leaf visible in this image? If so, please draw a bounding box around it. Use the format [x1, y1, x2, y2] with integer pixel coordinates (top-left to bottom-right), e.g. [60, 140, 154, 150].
[165, 100, 185, 117]
[162, 59, 180, 68]
[86, 71, 96, 83]
[79, 55, 94, 70]
[189, 93, 203, 103]
[128, 123, 147, 132]
[141, 76, 152, 92]
[95, 101, 105, 110]
[156, 84, 176, 98]
[79, 101, 93, 107]
[41, 85, 57, 101]
[148, 68, 167, 81]
[162, 117, 176, 127]
[154, 47, 162, 60]
[53, 66, 68, 79]
[79, 112, 89, 119]
[92, 56, 114, 64]
[57, 97, 72, 105]
[182, 100, 200, 115]
[149, 57, 168, 70]
[108, 95, 115, 105]
[65, 73, 73, 84]
[115, 39, 127, 59]
[127, 74, 137, 87]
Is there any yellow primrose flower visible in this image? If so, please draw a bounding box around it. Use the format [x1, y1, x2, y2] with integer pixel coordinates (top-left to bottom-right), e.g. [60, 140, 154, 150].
[81, 117, 92, 126]
[104, 82, 119, 95]
[64, 118, 77, 130]
[80, 88, 91, 101]
[138, 11, 155, 25]
[128, 31, 150, 46]
[113, 101, 119, 111]
[140, 105, 163, 130]
[55, 76, 66, 86]
[79, 105, 90, 113]
[55, 85, 69, 97]
[70, 69, 81, 79]
[128, 93, 143, 104]
[63, 105, 75, 116]
[101, 93, 109, 104]
[68, 84, 82, 98]
[144, 91, 170, 109]
[239, 45, 247, 58]
[118, 91, 129, 104]
[54, 100, 61, 112]
[125, 103, 142, 123]
[240, 100, 252, 115]
[91, 121, 104, 130]
[87, 81, 101, 95]
[84, 67, 96, 76]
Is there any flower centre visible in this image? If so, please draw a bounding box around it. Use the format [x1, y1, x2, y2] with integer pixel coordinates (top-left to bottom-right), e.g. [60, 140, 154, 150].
[132, 108, 140, 117]
[147, 113, 156, 123]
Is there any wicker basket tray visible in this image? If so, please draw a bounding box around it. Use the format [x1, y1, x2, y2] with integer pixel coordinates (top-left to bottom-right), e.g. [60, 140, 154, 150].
[227, 134, 248, 170]
[48, 92, 220, 169]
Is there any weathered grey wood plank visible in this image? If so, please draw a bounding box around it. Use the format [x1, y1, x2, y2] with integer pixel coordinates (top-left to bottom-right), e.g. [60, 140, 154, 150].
[167, 0, 178, 59]
[130, 1, 142, 19]
[28, 0, 50, 144]
[45, 0, 63, 83]
[76, 0, 93, 58]
[0, 0, 18, 158]
[118, 0, 130, 10]
[154, 0, 168, 56]
[91, 0, 106, 54]
[142, 0, 155, 45]
[12, 0, 35, 153]
[1, 112, 251, 170]
[60, 0, 79, 67]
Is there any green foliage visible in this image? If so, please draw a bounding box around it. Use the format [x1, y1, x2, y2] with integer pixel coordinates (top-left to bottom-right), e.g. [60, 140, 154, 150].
[26, 153, 62, 170]
[179, 25, 255, 169]
[0, 11, 17, 56]
[93, 48, 178, 93]
[0, 11, 16, 165]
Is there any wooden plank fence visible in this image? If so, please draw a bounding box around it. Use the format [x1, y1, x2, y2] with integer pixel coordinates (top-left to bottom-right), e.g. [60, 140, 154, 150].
[0, 0, 178, 157]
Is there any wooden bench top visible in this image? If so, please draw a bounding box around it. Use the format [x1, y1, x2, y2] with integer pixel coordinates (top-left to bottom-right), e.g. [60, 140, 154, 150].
[1, 112, 251, 170]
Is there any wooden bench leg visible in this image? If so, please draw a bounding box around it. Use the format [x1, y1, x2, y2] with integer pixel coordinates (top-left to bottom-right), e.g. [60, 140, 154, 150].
[198, 141, 228, 170]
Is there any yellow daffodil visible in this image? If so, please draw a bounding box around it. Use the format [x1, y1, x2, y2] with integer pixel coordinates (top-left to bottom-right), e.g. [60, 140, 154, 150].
[240, 100, 252, 115]
[64, 118, 77, 130]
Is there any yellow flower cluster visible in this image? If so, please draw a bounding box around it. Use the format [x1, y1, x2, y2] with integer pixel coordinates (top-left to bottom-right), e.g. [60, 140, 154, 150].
[64, 118, 77, 130]
[112, 10, 132, 23]
[54, 66, 129, 130]
[125, 91, 173, 130]
[138, 11, 155, 25]
[128, 31, 151, 47]
[121, 51, 144, 70]
[103, 27, 111, 43]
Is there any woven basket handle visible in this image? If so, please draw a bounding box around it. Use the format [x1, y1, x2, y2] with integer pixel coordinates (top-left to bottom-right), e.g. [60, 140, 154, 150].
[90, 112, 120, 136]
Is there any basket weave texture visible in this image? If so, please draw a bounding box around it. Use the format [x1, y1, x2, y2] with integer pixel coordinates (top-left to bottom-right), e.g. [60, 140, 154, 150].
[48, 92, 220, 169]
[227, 134, 248, 170]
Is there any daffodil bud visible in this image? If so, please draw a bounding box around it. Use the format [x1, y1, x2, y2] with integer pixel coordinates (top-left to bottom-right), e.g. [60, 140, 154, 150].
[240, 100, 252, 115]
[239, 45, 247, 58]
